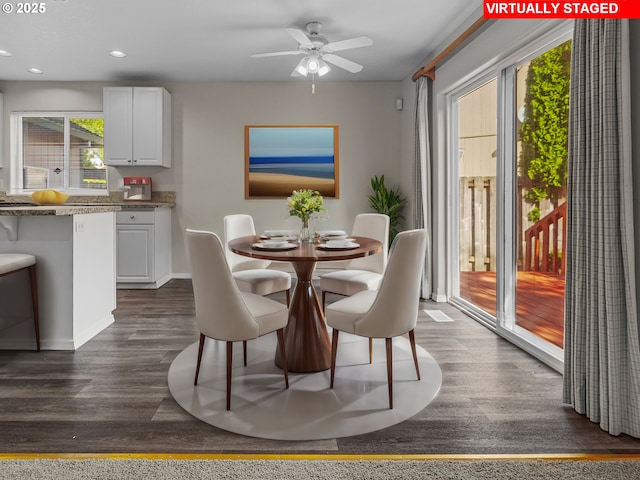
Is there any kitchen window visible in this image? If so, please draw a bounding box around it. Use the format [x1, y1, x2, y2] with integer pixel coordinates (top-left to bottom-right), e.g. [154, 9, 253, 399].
[11, 112, 107, 192]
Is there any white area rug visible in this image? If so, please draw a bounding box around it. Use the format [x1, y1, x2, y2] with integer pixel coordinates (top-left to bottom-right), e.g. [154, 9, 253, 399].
[168, 332, 442, 440]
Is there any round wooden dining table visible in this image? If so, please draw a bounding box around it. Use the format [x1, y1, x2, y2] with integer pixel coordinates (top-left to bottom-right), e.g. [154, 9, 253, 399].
[228, 235, 383, 373]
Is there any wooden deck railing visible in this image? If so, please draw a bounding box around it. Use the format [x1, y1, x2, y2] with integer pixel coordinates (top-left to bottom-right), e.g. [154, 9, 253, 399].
[523, 202, 567, 275]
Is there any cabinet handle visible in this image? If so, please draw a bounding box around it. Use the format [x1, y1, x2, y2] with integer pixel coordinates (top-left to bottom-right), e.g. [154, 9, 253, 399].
[130, 216, 135, 220]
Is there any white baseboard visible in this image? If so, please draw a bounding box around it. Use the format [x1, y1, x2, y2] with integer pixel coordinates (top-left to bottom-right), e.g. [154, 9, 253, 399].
[73, 314, 115, 350]
[41, 338, 80, 350]
[0, 339, 40, 350]
[155, 273, 173, 288]
[431, 293, 448, 302]
[117, 273, 174, 289]
[170, 273, 192, 279]
[0, 316, 114, 351]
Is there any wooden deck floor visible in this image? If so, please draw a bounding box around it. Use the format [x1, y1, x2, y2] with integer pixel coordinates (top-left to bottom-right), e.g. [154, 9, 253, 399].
[459, 271, 565, 348]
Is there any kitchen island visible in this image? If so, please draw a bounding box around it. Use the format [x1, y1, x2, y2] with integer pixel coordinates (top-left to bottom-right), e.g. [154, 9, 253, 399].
[0, 204, 120, 350]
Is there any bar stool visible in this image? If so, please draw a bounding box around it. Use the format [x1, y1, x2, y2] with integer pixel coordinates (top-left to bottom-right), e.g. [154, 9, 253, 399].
[0, 254, 40, 351]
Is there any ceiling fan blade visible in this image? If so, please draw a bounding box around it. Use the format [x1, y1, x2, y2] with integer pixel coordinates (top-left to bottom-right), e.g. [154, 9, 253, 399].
[250, 50, 303, 58]
[324, 36, 373, 52]
[323, 54, 363, 73]
[286, 28, 313, 47]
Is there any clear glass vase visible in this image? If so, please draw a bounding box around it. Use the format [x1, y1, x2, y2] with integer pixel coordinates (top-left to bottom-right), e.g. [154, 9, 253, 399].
[299, 220, 312, 243]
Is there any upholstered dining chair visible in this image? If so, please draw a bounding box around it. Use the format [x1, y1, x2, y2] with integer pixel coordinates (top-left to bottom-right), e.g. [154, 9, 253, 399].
[0, 254, 40, 351]
[185, 229, 289, 411]
[319, 213, 389, 310]
[325, 229, 427, 409]
[224, 214, 292, 306]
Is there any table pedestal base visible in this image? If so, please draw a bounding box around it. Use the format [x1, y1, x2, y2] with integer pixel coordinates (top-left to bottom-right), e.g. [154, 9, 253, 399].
[275, 261, 331, 373]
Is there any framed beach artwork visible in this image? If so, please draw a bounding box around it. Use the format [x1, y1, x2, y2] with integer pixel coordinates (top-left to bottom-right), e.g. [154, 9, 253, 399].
[244, 125, 339, 198]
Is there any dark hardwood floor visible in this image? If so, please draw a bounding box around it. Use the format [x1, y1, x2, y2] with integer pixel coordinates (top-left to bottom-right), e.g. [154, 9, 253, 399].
[0, 279, 639, 454]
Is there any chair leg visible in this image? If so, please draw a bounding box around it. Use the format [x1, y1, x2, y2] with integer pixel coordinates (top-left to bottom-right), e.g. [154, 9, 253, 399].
[330, 329, 339, 388]
[226, 341, 233, 411]
[409, 329, 421, 380]
[28, 264, 40, 351]
[385, 337, 393, 409]
[276, 328, 289, 388]
[243, 340, 247, 366]
[194, 333, 205, 385]
[369, 338, 373, 364]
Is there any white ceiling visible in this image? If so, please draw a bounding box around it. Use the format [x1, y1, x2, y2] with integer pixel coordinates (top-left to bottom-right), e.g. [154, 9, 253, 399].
[0, 0, 482, 82]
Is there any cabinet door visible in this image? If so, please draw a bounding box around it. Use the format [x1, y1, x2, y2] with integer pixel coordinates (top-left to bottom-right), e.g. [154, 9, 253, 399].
[133, 88, 165, 166]
[104, 87, 134, 166]
[116, 224, 154, 282]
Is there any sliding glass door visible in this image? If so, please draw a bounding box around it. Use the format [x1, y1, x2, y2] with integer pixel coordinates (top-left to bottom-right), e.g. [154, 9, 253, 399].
[457, 78, 498, 317]
[514, 41, 570, 350]
[448, 27, 571, 365]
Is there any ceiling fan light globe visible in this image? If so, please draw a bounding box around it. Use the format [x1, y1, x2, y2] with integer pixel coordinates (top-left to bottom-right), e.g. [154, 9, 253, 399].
[307, 59, 320, 73]
[294, 57, 309, 77]
[318, 64, 331, 77]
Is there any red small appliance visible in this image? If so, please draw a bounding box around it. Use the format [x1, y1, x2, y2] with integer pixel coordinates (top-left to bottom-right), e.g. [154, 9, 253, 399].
[123, 177, 152, 201]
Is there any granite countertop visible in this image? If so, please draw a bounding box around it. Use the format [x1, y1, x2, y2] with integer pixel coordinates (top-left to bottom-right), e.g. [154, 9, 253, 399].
[111, 201, 174, 209]
[0, 191, 176, 216]
[0, 204, 122, 216]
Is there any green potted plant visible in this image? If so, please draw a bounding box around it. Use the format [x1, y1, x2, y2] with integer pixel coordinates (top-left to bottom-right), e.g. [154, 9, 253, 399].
[367, 175, 407, 245]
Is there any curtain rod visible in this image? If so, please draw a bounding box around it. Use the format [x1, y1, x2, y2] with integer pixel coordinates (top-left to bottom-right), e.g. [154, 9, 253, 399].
[412, 16, 490, 82]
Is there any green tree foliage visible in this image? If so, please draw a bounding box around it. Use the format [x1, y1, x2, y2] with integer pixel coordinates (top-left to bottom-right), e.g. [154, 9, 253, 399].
[71, 118, 104, 138]
[71, 118, 105, 169]
[519, 40, 571, 222]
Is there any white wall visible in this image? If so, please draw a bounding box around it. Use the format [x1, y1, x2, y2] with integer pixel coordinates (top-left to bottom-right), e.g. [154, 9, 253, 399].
[0, 80, 404, 274]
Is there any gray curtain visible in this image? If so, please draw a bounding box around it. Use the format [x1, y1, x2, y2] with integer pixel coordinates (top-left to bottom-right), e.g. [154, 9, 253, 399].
[414, 76, 432, 299]
[563, 19, 640, 437]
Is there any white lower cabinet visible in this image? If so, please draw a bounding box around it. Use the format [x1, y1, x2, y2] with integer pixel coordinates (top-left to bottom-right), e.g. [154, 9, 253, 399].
[116, 208, 171, 289]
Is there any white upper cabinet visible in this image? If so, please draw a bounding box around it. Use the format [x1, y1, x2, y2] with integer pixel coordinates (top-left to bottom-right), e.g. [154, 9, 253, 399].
[104, 87, 172, 167]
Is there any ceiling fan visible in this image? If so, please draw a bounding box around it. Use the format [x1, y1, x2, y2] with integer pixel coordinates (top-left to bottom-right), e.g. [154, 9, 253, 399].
[250, 22, 373, 78]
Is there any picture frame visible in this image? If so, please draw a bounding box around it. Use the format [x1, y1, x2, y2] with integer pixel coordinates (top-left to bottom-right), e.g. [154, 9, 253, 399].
[245, 124, 339, 198]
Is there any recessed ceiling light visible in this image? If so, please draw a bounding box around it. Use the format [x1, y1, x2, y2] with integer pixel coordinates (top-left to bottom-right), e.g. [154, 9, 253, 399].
[0, 49, 12, 57]
[27, 67, 43, 74]
[109, 50, 127, 58]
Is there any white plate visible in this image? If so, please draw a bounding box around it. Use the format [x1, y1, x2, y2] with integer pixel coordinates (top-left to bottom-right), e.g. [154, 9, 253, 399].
[252, 242, 298, 250]
[261, 240, 288, 248]
[263, 230, 296, 238]
[326, 239, 357, 247]
[318, 242, 360, 250]
[317, 230, 347, 238]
